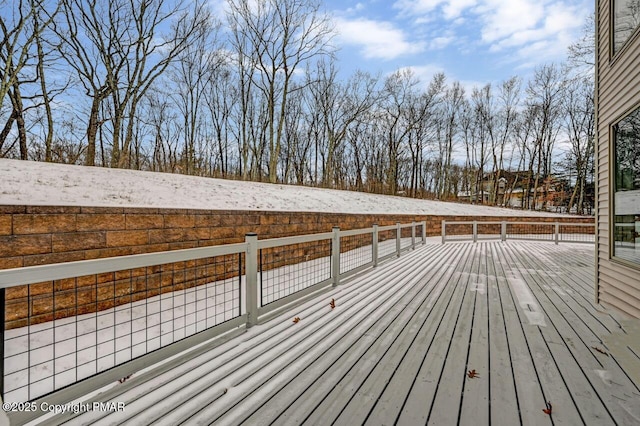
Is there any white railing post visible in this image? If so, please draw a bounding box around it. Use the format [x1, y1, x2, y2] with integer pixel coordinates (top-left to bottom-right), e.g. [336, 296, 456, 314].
[501, 221, 507, 242]
[411, 222, 416, 250]
[396, 222, 401, 257]
[555, 222, 559, 245]
[441, 220, 446, 244]
[245, 233, 258, 328]
[372, 224, 379, 267]
[422, 220, 427, 244]
[473, 221, 478, 243]
[332, 227, 341, 287]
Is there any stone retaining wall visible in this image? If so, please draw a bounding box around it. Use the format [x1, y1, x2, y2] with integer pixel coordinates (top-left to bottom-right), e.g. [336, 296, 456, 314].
[0, 206, 594, 328]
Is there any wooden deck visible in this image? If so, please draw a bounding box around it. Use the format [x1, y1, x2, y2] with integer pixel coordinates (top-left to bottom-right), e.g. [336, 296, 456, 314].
[40, 241, 640, 426]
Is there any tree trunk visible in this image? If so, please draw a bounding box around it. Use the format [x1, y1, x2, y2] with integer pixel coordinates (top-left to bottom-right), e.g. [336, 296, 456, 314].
[85, 95, 102, 166]
[0, 109, 18, 153]
[9, 83, 28, 160]
[34, 20, 54, 162]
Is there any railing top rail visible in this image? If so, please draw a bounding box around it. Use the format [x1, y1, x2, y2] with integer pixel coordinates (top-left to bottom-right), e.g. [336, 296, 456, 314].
[1, 221, 421, 289]
[399, 223, 414, 229]
[256, 231, 333, 249]
[443, 220, 594, 227]
[377, 224, 398, 232]
[446, 221, 504, 225]
[504, 221, 594, 227]
[340, 227, 374, 238]
[0, 242, 248, 289]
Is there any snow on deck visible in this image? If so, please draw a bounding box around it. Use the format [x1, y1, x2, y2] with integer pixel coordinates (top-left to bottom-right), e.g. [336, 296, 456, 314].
[0, 159, 565, 217]
[31, 241, 640, 426]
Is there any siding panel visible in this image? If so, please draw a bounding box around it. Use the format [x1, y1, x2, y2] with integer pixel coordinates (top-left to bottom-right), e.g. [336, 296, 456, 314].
[596, 0, 640, 318]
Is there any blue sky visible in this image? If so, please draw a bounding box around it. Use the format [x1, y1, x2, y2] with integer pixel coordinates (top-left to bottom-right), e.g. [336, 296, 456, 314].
[324, 0, 593, 88]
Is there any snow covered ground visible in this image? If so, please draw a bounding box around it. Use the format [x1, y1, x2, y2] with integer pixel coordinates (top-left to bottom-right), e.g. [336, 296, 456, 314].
[0, 159, 566, 217]
[4, 278, 241, 404]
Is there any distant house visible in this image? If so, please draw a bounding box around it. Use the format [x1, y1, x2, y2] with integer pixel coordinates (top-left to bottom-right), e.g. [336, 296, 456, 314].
[457, 171, 512, 205]
[458, 171, 565, 210]
[596, 0, 640, 318]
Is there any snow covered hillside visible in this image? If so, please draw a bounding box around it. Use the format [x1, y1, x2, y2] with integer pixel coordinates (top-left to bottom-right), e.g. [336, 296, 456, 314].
[0, 159, 564, 217]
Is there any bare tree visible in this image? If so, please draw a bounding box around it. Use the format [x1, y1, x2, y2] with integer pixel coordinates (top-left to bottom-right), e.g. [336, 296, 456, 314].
[438, 80, 464, 199]
[470, 84, 494, 204]
[1, 0, 58, 158]
[170, 17, 224, 175]
[226, 1, 256, 180]
[526, 64, 564, 209]
[57, 0, 210, 167]
[143, 87, 180, 172]
[490, 77, 520, 204]
[567, 14, 595, 78]
[311, 60, 379, 187]
[204, 62, 237, 178]
[55, 0, 118, 165]
[1, 0, 54, 110]
[562, 77, 594, 214]
[227, 0, 334, 183]
[379, 70, 444, 195]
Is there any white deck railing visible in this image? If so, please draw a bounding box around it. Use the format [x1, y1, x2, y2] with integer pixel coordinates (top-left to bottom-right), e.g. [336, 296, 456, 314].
[441, 220, 595, 244]
[0, 221, 426, 419]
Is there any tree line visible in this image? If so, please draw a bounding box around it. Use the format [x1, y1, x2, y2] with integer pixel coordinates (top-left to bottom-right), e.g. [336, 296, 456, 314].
[1, 0, 595, 213]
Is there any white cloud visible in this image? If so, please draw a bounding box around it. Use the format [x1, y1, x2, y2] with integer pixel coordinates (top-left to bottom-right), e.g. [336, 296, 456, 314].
[485, 2, 587, 66]
[394, 0, 477, 19]
[477, 0, 546, 43]
[430, 36, 455, 49]
[394, 0, 447, 15]
[442, 0, 478, 19]
[392, 0, 590, 67]
[346, 3, 366, 13]
[334, 17, 426, 60]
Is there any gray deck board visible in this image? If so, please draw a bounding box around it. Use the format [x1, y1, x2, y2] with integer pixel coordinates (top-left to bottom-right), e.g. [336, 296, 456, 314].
[484, 243, 522, 426]
[304, 245, 465, 425]
[393, 245, 473, 425]
[498, 243, 616, 425]
[501, 243, 640, 424]
[488, 243, 551, 426]
[43, 241, 640, 426]
[458, 243, 491, 426]
[329, 245, 468, 426]
[357, 245, 472, 426]
[243, 244, 462, 425]
[427, 242, 482, 426]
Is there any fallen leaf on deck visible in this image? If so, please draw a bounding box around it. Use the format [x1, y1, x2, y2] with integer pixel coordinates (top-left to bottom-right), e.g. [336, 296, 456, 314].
[293, 317, 301, 323]
[330, 298, 336, 309]
[542, 401, 552, 415]
[591, 346, 609, 356]
[467, 369, 479, 378]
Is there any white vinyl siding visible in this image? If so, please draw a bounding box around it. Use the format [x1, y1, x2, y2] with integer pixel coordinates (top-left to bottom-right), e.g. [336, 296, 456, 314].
[597, 0, 640, 318]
